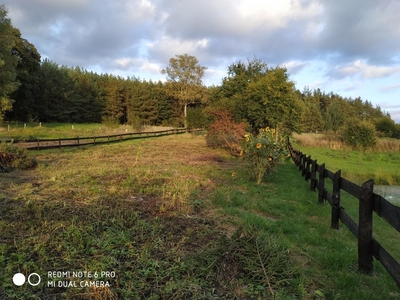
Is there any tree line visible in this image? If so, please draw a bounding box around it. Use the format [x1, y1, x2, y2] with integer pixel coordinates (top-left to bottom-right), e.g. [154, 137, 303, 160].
[1, 5, 399, 138]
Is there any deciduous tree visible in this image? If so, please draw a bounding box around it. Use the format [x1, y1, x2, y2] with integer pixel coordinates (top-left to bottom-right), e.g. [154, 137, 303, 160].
[161, 54, 207, 127]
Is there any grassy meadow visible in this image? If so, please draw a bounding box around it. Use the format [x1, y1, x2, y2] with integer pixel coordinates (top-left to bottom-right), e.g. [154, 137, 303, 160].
[291, 133, 400, 185]
[0, 130, 399, 299]
[0, 122, 174, 140]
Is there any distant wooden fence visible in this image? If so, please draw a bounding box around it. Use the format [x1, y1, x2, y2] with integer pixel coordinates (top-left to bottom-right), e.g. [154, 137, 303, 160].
[287, 139, 400, 288]
[10, 128, 187, 150]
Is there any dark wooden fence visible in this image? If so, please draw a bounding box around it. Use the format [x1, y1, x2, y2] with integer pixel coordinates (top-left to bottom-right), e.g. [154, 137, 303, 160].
[287, 139, 400, 288]
[10, 128, 187, 150]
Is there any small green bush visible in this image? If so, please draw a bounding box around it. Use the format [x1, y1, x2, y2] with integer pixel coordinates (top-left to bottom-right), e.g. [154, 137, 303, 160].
[101, 115, 120, 128]
[0, 142, 37, 172]
[342, 121, 377, 151]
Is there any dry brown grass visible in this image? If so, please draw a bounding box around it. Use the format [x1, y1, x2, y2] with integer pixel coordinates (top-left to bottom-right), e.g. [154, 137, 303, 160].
[293, 133, 400, 152]
[373, 138, 400, 152]
[292, 133, 345, 149]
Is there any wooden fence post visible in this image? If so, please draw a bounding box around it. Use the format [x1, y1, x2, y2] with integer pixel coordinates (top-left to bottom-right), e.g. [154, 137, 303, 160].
[318, 163, 326, 204]
[299, 153, 304, 172]
[304, 155, 312, 181]
[77, 137, 80, 148]
[331, 170, 341, 229]
[59, 138, 61, 150]
[301, 154, 306, 176]
[310, 159, 317, 191]
[37, 139, 40, 150]
[358, 179, 374, 274]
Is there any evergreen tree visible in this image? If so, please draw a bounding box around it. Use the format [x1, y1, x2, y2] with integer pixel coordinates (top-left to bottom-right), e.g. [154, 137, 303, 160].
[0, 6, 19, 122]
[6, 27, 41, 121]
[325, 99, 345, 132]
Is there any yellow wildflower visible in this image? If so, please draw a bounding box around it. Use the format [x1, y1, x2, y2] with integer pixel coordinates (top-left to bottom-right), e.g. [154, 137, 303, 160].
[268, 157, 273, 161]
[266, 127, 270, 132]
[271, 129, 276, 134]
[256, 143, 262, 149]
[246, 136, 250, 142]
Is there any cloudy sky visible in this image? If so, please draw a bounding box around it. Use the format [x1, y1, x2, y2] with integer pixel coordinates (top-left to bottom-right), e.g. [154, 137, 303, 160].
[3, 0, 400, 122]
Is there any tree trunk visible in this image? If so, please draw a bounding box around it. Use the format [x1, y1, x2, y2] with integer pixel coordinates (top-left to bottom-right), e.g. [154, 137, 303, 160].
[184, 103, 188, 129]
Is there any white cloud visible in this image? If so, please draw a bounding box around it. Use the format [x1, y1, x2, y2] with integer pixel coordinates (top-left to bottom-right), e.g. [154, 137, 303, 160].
[113, 58, 136, 69]
[112, 57, 161, 75]
[147, 36, 210, 63]
[282, 61, 308, 74]
[140, 60, 162, 74]
[334, 60, 400, 79]
[237, 0, 291, 27]
[379, 84, 400, 92]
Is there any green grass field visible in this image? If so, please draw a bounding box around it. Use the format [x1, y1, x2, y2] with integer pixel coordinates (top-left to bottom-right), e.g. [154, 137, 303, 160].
[1, 132, 399, 299]
[291, 134, 400, 185]
[0, 122, 174, 140]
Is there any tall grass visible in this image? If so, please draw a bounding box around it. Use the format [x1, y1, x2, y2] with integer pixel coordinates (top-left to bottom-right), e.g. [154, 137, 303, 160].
[293, 132, 400, 152]
[292, 133, 400, 185]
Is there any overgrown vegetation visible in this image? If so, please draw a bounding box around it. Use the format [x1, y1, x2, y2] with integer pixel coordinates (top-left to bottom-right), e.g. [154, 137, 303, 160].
[0, 142, 36, 172]
[206, 110, 246, 155]
[243, 127, 288, 184]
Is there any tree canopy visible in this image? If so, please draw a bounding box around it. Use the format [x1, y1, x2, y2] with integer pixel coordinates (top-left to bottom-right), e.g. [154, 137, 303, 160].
[161, 54, 207, 127]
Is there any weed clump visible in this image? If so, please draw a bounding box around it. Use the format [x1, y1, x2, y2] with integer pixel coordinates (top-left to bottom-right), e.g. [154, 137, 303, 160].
[191, 226, 296, 298]
[0, 142, 36, 172]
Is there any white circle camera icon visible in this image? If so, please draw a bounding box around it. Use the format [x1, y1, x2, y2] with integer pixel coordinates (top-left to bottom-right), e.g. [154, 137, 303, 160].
[13, 273, 41, 286]
[12, 273, 25, 286]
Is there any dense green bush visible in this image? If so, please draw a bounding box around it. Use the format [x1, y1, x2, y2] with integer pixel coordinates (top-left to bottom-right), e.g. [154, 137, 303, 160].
[342, 121, 377, 151]
[186, 107, 210, 129]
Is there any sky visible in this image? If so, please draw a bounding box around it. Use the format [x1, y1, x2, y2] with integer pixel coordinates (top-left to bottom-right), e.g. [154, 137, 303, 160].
[3, 0, 400, 123]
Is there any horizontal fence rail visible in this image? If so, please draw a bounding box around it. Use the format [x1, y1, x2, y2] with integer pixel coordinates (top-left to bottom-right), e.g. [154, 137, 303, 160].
[7, 128, 187, 150]
[287, 138, 400, 289]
